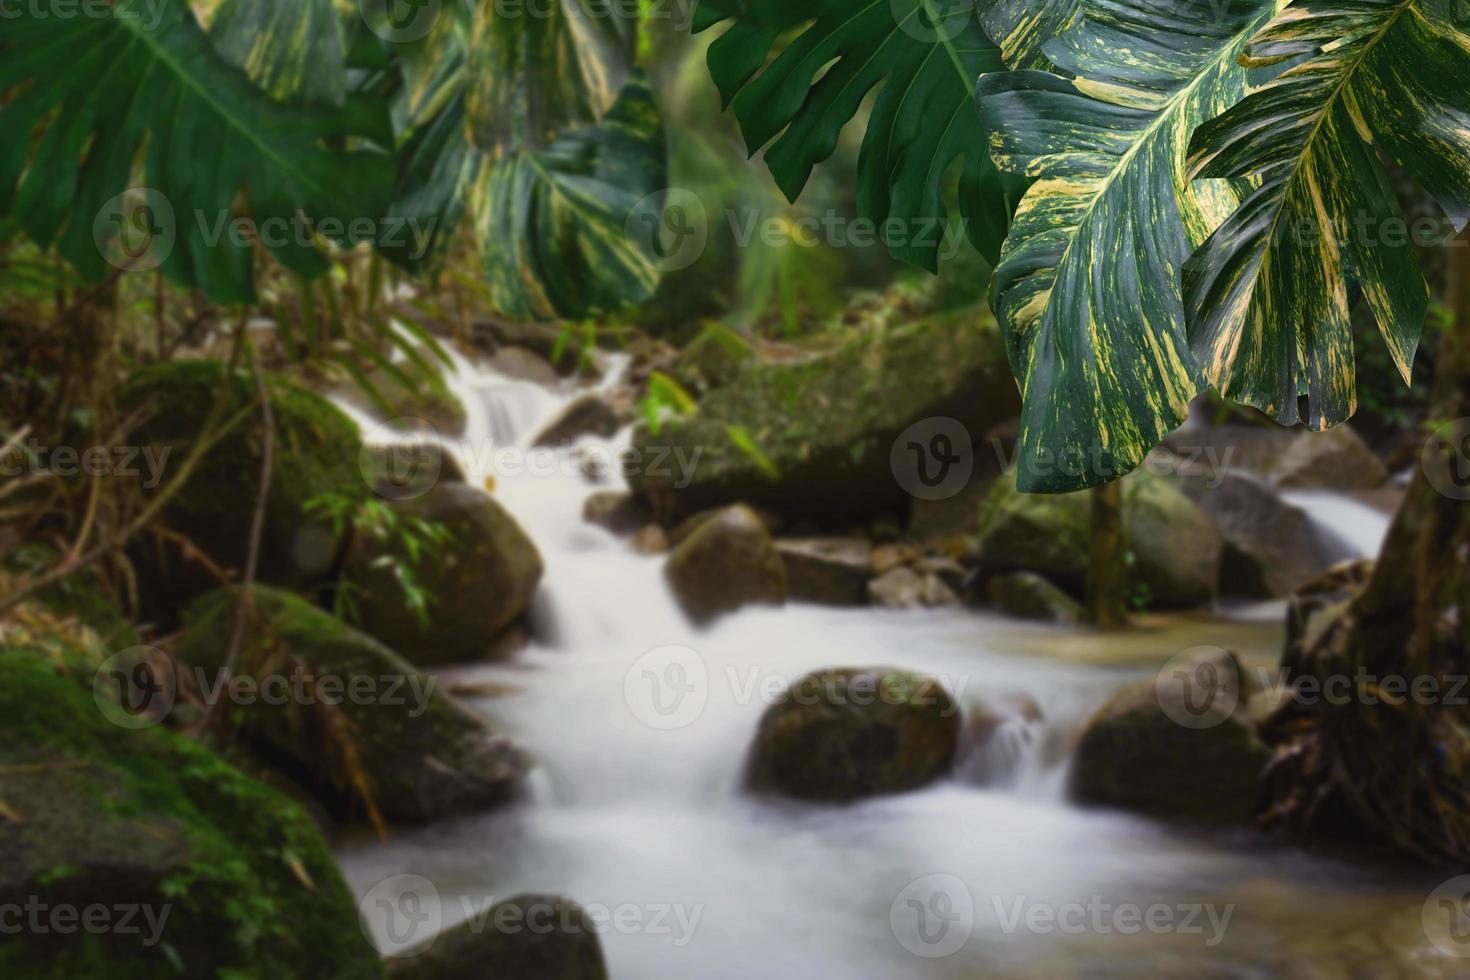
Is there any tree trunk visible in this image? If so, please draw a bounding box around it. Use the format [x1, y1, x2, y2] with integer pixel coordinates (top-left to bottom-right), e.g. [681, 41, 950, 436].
[1086, 479, 1127, 627]
[1262, 234, 1470, 863]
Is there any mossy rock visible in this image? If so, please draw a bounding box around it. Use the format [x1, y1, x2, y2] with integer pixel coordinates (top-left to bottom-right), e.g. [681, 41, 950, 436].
[747, 668, 960, 802]
[334, 366, 468, 438]
[986, 571, 1082, 623]
[5, 542, 139, 654]
[120, 360, 368, 622]
[629, 310, 1018, 526]
[342, 483, 544, 665]
[0, 647, 384, 979]
[387, 895, 608, 980]
[178, 586, 529, 824]
[1069, 660, 1270, 824]
[975, 468, 1222, 608]
[664, 505, 787, 623]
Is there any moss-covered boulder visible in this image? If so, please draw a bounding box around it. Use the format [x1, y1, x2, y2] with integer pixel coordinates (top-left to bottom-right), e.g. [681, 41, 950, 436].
[343, 483, 544, 665]
[178, 586, 529, 824]
[1070, 652, 1269, 824]
[387, 895, 608, 980]
[747, 668, 960, 802]
[986, 571, 1082, 623]
[120, 360, 368, 621]
[333, 367, 468, 437]
[664, 505, 787, 623]
[975, 469, 1222, 608]
[629, 311, 1018, 526]
[0, 647, 384, 979]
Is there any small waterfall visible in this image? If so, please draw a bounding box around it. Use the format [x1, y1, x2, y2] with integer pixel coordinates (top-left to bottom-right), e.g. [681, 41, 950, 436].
[1281, 489, 1393, 561]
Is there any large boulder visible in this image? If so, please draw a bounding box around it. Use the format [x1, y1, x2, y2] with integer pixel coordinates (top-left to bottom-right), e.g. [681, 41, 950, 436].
[1168, 467, 1350, 597]
[664, 505, 787, 623]
[775, 537, 872, 606]
[0, 648, 384, 979]
[343, 483, 543, 665]
[975, 469, 1222, 608]
[747, 668, 960, 802]
[629, 311, 1019, 526]
[178, 586, 529, 824]
[120, 360, 367, 621]
[1070, 650, 1270, 823]
[1270, 425, 1387, 490]
[387, 895, 608, 980]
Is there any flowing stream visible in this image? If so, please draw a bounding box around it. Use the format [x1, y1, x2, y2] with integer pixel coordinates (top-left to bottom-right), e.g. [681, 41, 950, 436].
[338, 352, 1449, 978]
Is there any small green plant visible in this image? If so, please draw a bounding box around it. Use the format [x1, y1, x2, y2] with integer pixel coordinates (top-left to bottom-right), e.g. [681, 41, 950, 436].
[639, 370, 698, 436]
[305, 492, 453, 630]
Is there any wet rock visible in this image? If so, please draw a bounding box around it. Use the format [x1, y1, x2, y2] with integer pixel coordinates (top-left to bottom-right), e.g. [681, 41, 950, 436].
[179, 586, 529, 824]
[582, 490, 647, 536]
[1160, 423, 1298, 475]
[1282, 559, 1375, 675]
[533, 394, 624, 447]
[0, 648, 384, 979]
[631, 525, 671, 555]
[955, 693, 1044, 786]
[1170, 469, 1346, 598]
[975, 469, 1222, 609]
[986, 572, 1082, 624]
[473, 319, 591, 378]
[747, 668, 960, 802]
[775, 537, 872, 606]
[362, 442, 467, 500]
[387, 895, 608, 980]
[1070, 650, 1269, 824]
[870, 543, 919, 576]
[334, 366, 468, 437]
[490, 346, 560, 386]
[629, 312, 1018, 526]
[1270, 425, 1387, 490]
[665, 506, 787, 623]
[344, 483, 544, 665]
[867, 567, 958, 609]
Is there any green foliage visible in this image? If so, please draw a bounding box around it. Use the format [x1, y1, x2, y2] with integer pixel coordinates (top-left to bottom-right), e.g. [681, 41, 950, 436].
[694, 0, 1025, 271]
[641, 369, 698, 434]
[0, 0, 393, 303]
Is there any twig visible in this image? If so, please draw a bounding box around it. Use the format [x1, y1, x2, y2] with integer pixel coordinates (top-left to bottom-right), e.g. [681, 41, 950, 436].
[199, 343, 274, 731]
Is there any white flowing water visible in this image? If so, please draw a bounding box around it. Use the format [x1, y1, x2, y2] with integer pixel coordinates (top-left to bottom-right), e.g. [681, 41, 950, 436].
[1283, 490, 1394, 563]
[339, 354, 1448, 978]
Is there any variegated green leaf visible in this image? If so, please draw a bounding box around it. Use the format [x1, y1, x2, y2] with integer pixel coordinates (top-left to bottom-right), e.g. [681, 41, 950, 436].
[1185, 0, 1470, 429]
[0, 0, 393, 303]
[978, 0, 1082, 68]
[195, 0, 348, 106]
[476, 79, 665, 319]
[693, 0, 1025, 271]
[976, 0, 1280, 492]
[466, 0, 637, 157]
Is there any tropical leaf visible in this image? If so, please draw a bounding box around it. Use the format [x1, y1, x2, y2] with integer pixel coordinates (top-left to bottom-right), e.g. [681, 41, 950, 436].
[466, 0, 637, 156]
[1185, 0, 1470, 429]
[976, 0, 1280, 492]
[979, 0, 1083, 69]
[195, 0, 348, 107]
[475, 79, 666, 319]
[693, 0, 1024, 270]
[0, 0, 393, 303]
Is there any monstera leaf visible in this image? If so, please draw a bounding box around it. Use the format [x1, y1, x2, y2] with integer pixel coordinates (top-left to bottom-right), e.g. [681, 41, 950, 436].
[975, 0, 1280, 492]
[0, 0, 393, 302]
[196, 0, 348, 106]
[694, 0, 1023, 270]
[466, 0, 637, 156]
[476, 80, 665, 319]
[1185, 0, 1470, 429]
[979, 0, 1082, 68]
